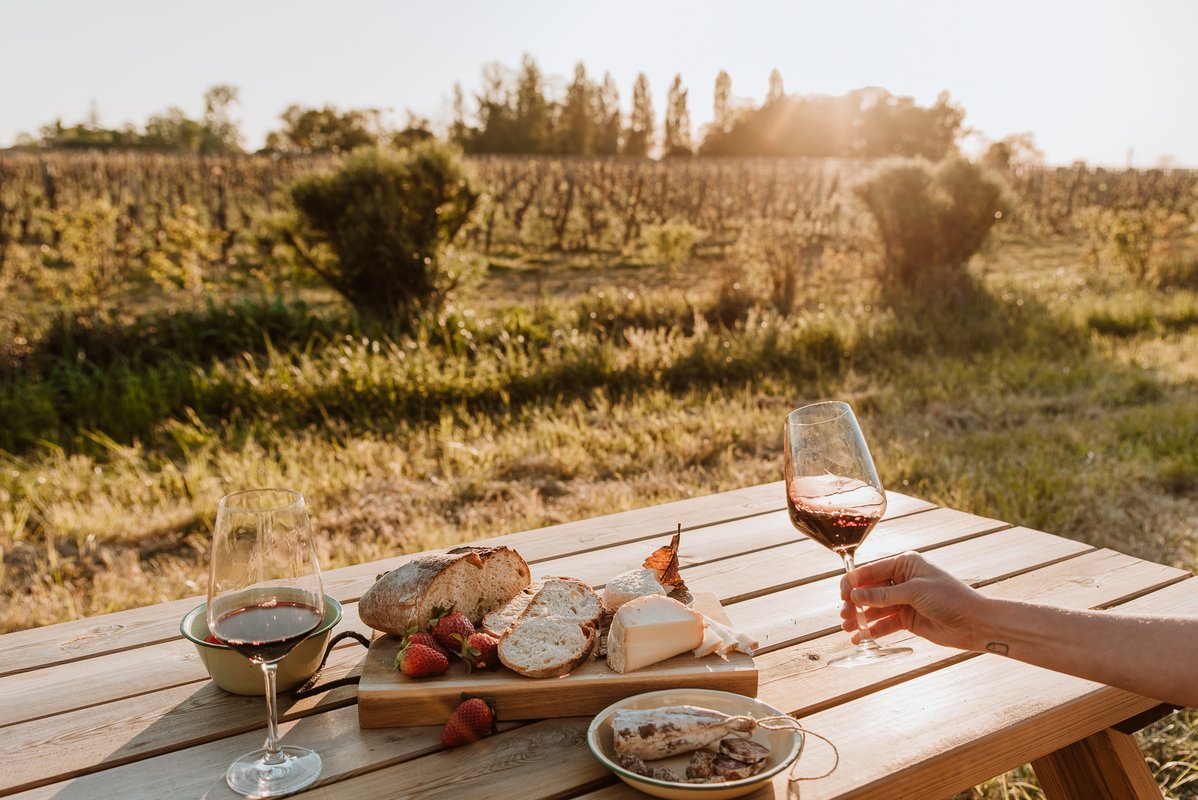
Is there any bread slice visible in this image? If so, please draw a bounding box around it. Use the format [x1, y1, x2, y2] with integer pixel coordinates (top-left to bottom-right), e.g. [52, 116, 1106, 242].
[481, 579, 542, 638]
[521, 576, 602, 624]
[496, 577, 603, 678]
[358, 545, 530, 635]
[497, 616, 598, 678]
[483, 576, 602, 637]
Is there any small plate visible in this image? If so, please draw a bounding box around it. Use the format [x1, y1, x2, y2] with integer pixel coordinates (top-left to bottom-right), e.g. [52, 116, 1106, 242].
[586, 689, 803, 800]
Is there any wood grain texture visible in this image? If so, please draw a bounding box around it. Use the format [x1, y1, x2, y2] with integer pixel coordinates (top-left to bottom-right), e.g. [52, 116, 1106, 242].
[1032, 728, 1164, 800]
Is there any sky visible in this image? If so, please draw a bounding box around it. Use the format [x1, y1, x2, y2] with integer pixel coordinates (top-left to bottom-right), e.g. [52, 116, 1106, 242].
[2, 0, 1197, 168]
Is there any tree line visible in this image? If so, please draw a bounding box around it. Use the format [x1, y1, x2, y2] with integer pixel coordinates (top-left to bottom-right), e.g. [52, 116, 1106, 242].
[18, 56, 966, 160]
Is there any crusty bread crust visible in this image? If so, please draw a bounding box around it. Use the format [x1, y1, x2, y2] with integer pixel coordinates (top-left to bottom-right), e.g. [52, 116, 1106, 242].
[358, 546, 530, 634]
[497, 617, 598, 678]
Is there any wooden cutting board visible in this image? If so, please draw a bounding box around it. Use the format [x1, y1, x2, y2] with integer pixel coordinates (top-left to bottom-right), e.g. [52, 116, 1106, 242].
[357, 592, 758, 727]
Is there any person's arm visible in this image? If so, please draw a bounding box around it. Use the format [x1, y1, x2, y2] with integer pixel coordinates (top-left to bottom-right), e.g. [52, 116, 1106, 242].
[840, 551, 1198, 708]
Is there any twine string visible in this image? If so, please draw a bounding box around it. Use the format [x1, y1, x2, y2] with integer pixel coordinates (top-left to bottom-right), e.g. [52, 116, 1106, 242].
[722, 714, 840, 783]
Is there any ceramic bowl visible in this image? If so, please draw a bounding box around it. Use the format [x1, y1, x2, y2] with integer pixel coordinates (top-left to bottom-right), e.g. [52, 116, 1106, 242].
[180, 595, 343, 695]
[587, 688, 804, 800]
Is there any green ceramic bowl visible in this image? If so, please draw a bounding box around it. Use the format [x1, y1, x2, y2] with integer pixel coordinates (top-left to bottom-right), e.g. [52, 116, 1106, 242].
[180, 595, 343, 695]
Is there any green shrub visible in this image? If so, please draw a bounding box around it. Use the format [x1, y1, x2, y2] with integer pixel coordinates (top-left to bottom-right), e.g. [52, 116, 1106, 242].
[853, 157, 1010, 298]
[732, 217, 833, 314]
[1102, 208, 1196, 288]
[288, 141, 479, 326]
[639, 219, 704, 271]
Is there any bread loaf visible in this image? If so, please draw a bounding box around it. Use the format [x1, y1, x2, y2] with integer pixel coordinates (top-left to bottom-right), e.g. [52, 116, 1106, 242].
[358, 545, 530, 635]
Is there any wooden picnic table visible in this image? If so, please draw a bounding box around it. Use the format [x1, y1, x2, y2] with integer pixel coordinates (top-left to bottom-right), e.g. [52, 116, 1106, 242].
[0, 481, 1188, 799]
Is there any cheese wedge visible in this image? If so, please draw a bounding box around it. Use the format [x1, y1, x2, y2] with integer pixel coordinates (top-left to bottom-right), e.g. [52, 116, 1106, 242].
[692, 613, 758, 659]
[602, 568, 667, 612]
[606, 595, 704, 673]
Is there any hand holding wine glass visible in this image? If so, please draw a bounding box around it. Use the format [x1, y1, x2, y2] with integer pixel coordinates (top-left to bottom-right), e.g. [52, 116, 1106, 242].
[784, 401, 911, 667]
[208, 488, 324, 798]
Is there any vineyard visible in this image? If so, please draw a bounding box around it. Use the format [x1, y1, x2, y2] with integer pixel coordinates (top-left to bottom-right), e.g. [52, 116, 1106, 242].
[3, 150, 1196, 272]
[2, 148, 1198, 795]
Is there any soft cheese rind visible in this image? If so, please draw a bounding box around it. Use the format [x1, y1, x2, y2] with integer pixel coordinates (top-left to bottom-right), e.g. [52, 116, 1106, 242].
[606, 594, 705, 673]
[602, 568, 668, 612]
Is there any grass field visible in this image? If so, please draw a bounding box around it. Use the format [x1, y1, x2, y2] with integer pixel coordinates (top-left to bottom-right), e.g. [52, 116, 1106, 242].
[2, 169, 1197, 795]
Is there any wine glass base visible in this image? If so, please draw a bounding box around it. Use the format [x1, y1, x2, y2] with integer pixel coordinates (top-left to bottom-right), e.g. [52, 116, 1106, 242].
[829, 645, 913, 668]
[226, 745, 322, 798]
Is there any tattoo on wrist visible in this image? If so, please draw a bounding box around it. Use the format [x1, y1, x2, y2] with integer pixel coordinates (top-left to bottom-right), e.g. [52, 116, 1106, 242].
[986, 642, 1010, 656]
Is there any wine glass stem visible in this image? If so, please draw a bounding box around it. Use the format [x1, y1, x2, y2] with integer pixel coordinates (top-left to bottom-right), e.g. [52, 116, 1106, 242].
[261, 661, 285, 765]
[842, 552, 881, 652]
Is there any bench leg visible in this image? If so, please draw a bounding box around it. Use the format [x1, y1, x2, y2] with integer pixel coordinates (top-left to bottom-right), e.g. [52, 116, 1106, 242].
[1031, 728, 1162, 800]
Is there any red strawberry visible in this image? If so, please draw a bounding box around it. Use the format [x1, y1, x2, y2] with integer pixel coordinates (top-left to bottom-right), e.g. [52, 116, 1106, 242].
[430, 607, 475, 651]
[440, 696, 496, 747]
[403, 628, 450, 658]
[457, 631, 500, 671]
[395, 641, 450, 678]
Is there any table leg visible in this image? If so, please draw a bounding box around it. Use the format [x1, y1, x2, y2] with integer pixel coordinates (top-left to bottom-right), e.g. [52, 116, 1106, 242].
[1031, 728, 1162, 800]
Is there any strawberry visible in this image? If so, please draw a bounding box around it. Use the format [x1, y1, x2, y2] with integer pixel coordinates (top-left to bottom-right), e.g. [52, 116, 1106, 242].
[403, 628, 450, 658]
[457, 631, 500, 671]
[440, 695, 496, 747]
[430, 607, 475, 651]
[394, 641, 450, 678]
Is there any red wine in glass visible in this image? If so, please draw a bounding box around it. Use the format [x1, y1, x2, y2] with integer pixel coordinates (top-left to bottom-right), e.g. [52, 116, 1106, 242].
[212, 600, 323, 664]
[784, 402, 911, 667]
[786, 474, 886, 554]
[208, 488, 324, 797]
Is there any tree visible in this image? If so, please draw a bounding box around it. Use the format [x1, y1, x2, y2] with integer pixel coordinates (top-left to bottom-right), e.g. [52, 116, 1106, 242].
[513, 54, 551, 153]
[449, 82, 469, 147]
[468, 62, 517, 154]
[38, 118, 141, 149]
[557, 62, 594, 155]
[858, 89, 963, 159]
[767, 68, 785, 104]
[663, 74, 693, 158]
[981, 132, 1044, 170]
[202, 84, 242, 152]
[593, 71, 622, 156]
[37, 85, 241, 152]
[265, 104, 382, 153]
[624, 72, 654, 158]
[141, 108, 209, 152]
[697, 86, 966, 159]
[712, 69, 733, 134]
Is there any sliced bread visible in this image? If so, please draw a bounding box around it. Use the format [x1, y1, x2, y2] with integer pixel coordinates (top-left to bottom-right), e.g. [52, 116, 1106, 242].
[497, 616, 598, 678]
[483, 576, 602, 637]
[496, 577, 603, 677]
[358, 545, 530, 635]
[481, 580, 542, 638]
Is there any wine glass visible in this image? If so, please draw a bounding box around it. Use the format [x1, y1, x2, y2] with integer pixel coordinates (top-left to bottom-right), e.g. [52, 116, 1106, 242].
[784, 401, 912, 667]
[208, 488, 325, 797]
